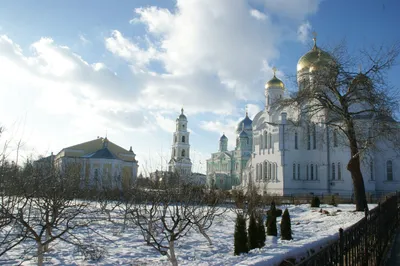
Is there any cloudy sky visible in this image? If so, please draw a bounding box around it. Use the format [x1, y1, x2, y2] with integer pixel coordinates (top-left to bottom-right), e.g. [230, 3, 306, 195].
[0, 0, 399, 173]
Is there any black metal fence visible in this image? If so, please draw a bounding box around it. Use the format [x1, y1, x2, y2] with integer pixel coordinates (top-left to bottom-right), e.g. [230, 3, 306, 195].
[295, 193, 400, 266]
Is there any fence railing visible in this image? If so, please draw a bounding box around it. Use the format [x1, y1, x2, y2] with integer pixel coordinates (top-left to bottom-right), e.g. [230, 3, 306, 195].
[295, 193, 400, 266]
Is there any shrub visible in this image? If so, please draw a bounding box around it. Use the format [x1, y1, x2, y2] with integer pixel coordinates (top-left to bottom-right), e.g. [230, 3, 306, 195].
[329, 195, 338, 207]
[256, 212, 266, 248]
[311, 196, 321, 208]
[280, 209, 293, 240]
[234, 213, 249, 255]
[247, 213, 258, 250]
[266, 201, 279, 237]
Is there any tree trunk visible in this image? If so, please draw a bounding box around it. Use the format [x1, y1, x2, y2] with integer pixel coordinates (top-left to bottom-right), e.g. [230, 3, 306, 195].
[199, 226, 212, 246]
[44, 226, 51, 252]
[347, 136, 368, 211]
[37, 242, 44, 266]
[169, 239, 178, 266]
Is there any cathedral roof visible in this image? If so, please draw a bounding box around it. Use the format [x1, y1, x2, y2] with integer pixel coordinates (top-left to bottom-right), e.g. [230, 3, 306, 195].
[82, 147, 117, 159]
[297, 34, 335, 73]
[220, 134, 228, 141]
[178, 108, 187, 120]
[266, 67, 284, 89]
[236, 112, 252, 133]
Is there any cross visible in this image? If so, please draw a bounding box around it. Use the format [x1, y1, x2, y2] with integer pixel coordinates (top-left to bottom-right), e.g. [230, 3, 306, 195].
[312, 31, 317, 47]
[272, 66, 277, 76]
[358, 64, 362, 73]
[245, 105, 248, 116]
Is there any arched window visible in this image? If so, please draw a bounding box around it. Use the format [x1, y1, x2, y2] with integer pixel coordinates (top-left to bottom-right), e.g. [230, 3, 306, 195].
[315, 164, 318, 180]
[182, 136, 185, 143]
[297, 164, 300, 180]
[311, 164, 314, 180]
[313, 124, 316, 149]
[269, 162, 272, 180]
[338, 163, 342, 180]
[332, 163, 336, 180]
[306, 164, 309, 180]
[181, 150, 185, 157]
[174, 136, 177, 143]
[269, 133, 272, 149]
[387, 160, 393, 181]
[293, 163, 296, 180]
[307, 126, 311, 150]
[267, 95, 270, 105]
[264, 162, 268, 179]
[173, 149, 176, 157]
[295, 132, 298, 150]
[333, 130, 338, 147]
[264, 132, 268, 149]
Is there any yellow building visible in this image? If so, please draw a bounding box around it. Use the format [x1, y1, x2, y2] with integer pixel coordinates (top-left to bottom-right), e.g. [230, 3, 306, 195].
[54, 137, 138, 190]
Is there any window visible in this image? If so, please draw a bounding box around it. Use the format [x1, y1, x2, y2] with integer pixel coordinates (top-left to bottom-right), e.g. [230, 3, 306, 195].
[306, 164, 309, 180]
[311, 164, 314, 180]
[264, 162, 268, 179]
[315, 165, 318, 180]
[264, 132, 268, 149]
[295, 132, 298, 150]
[338, 163, 342, 180]
[182, 136, 185, 143]
[307, 126, 311, 150]
[333, 130, 338, 147]
[332, 163, 336, 180]
[268, 95, 270, 105]
[174, 136, 177, 143]
[370, 161, 374, 180]
[293, 163, 296, 180]
[387, 160, 393, 181]
[181, 150, 185, 157]
[313, 124, 316, 149]
[268, 162, 272, 179]
[269, 133, 272, 149]
[173, 149, 176, 157]
[298, 164, 300, 180]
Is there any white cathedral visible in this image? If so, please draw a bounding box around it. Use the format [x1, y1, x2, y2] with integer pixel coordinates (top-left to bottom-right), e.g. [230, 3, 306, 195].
[207, 35, 399, 196]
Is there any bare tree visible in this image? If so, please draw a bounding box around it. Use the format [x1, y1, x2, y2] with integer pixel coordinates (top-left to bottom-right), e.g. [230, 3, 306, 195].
[279, 42, 400, 210]
[131, 179, 225, 266]
[0, 160, 92, 265]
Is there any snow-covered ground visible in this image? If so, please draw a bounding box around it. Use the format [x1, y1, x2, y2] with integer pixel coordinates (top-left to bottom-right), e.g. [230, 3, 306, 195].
[1, 203, 376, 265]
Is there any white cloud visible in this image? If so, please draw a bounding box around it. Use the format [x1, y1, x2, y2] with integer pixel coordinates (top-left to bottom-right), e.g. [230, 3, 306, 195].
[79, 33, 90, 45]
[297, 21, 312, 44]
[250, 9, 267, 20]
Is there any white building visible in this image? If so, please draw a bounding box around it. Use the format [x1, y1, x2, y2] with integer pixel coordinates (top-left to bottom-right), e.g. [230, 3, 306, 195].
[232, 36, 400, 196]
[168, 108, 192, 176]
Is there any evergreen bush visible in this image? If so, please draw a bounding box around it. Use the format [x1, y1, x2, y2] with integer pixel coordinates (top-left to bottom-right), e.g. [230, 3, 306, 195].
[329, 195, 338, 207]
[256, 212, 266, 248]
[247, 213, 258, 250]
[234, 213, 249, 255]
[310, 196, 321, 208]
[266, 201, 279, 236]
[280, 209, 293, 240]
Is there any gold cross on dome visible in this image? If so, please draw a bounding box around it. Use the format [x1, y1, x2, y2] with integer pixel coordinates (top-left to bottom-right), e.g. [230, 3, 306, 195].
[272, 66, 277, 76]
[312, 31, 317, 47]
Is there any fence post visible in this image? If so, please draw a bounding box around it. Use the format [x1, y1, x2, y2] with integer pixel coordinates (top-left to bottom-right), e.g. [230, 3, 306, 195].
[364, 207, 368, 266]
[339, 228, 344, 266]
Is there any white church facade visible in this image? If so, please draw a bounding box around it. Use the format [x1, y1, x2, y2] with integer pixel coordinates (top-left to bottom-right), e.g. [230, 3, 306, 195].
[207, 35, 399, 196]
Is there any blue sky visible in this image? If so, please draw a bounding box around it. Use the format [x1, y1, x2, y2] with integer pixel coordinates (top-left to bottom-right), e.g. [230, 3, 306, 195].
[0, 0, 399, 173]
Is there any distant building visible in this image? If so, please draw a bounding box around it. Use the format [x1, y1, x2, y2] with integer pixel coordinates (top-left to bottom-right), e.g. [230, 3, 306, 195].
[206, 112, 253, 190]
[168, 108, 192, 176]
[53, 137, 138, 190]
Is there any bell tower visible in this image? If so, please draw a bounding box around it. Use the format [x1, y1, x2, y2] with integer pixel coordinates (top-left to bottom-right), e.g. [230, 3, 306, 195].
[169, 108, 192, 176]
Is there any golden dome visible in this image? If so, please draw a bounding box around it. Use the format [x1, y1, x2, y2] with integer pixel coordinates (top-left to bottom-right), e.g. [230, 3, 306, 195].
[265, 67, 285, 89]
[297, 34, 335, 72]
